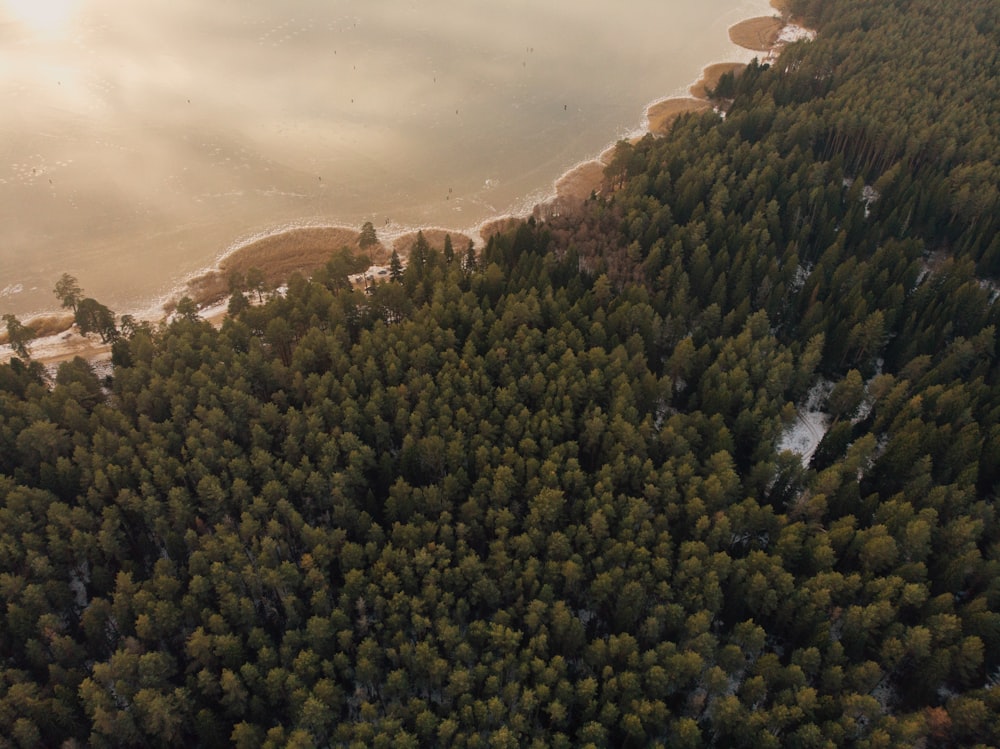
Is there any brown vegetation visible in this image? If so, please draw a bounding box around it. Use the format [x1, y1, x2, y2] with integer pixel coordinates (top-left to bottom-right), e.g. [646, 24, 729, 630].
[0, 312, 75, 345]
[178, 227, 367, 308]
[689, 62, 746, 99]
[729, 16, 784, 51]
[390, 229, 474, 257]
[221, 227, 363, 282]
[554, 160, 607, 204]
[25, 313, 73, 339]
[479, 217, 524, 244]
[646, 97, 711, 136]
[179, 272, 232, 309]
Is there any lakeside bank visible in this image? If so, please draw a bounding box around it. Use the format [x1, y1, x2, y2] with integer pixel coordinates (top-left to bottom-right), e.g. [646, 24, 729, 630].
[1, 1, 812, 369]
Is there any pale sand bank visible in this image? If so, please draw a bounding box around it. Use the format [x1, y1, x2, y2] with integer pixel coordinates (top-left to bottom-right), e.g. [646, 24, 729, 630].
[1, 330, 111, 370]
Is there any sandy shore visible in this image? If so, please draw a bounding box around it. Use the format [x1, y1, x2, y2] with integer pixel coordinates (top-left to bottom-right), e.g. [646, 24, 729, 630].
[2, 4, 813, 370]
[547, 66, 752, 207]
[544, 4, 813, 208]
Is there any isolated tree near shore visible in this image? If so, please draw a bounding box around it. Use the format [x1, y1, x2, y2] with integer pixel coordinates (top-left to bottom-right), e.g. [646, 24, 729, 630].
[53, 273, 83, 313]
[245, 267, 267, 303]
[359, 221, 378, 250]
[119, 314, 139, 337]
[2, 314, 35, 360]
[74, 298, 117, 343]
[174, 296, 201, 323]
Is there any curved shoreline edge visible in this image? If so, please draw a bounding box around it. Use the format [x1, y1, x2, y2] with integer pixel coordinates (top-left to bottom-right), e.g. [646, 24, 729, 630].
[528, 4, 812, 227]
[2, 2, 813, 368]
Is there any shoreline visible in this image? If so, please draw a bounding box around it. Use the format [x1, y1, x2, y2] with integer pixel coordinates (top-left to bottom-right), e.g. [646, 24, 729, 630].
[2, 2, 812, 370]
[530, 0, 808, 222]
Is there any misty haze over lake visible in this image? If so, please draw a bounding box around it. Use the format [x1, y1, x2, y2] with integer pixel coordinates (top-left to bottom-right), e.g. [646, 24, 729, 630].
[1, 0, 769, 317]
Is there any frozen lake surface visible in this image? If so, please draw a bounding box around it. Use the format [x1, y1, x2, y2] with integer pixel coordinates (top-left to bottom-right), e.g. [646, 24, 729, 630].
[1, 0, 770, 316]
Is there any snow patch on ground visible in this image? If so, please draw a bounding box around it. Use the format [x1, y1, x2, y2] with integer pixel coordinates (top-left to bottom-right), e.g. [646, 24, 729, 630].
[765, 24, 817, 64]
[1, 328, 112, 370]
[349, 265, 393, 287]
[777, 24, 816, 44]
[792, 263, 812, 292]
[978, 279, 1000, 305]
[778, 379, 833, 466]
[69, 569, 90, 610]
[842, 178, 880, 217]
[199, 299, 230, 319]
[852, 358, 884, 423]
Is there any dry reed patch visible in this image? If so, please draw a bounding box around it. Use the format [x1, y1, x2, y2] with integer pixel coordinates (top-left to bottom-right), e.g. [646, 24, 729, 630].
[0, 313, 75, 345]
[729, 16, 784, 51]
[221, 227, 363, 283]
[690, 62, 747, 99]
[181, 272, 231, 309]
[555, 160, 606, 203]
[30, 313, 76, 338]
[40, 337, 112, 366]
[647, 97, 711, 135]
[173, 227, 366, 309]
[391, 229, 474, 257]
[479, 217, 523, 244]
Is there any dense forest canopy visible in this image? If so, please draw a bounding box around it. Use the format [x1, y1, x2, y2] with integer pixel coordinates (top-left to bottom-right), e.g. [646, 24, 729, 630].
[1, 0, 999, 746]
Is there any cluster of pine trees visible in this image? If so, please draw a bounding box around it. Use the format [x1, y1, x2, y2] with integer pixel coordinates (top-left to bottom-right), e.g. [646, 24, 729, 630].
[1, 0, 998, 745]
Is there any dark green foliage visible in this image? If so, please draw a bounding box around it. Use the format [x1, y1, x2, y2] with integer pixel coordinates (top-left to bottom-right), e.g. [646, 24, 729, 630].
[389, 249, 403, 282]
[359, 220, 378, 250]
[443, 233, 455, 263]
[244, 266, 267, 303]
[175, 296, 201, 322]
[53, 272, 83, 313]
[1, 0, 999, 746]
[74, 297, 118, 342]
[2, 314, 35, 360]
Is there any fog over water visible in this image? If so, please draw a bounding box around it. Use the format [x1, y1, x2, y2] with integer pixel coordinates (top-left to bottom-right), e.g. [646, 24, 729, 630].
[1, 0, 769, 317]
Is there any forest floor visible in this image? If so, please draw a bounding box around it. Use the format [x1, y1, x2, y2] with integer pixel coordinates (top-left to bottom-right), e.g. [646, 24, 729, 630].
[777, 379, 833, 465]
